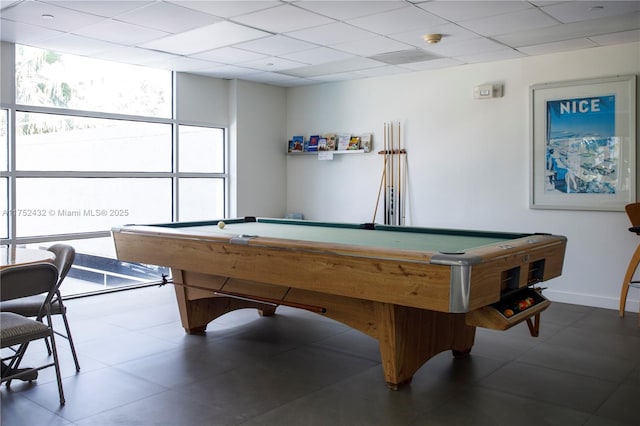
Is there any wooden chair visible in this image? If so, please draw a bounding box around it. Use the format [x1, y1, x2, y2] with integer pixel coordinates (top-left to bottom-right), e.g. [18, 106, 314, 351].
[619, 202, 640, 322]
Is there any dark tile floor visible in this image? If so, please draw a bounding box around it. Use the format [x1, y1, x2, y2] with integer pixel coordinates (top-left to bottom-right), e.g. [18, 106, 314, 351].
[1, 285, 639, 426]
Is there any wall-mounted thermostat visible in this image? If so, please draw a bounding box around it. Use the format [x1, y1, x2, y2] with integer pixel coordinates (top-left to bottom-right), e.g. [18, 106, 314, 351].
[474, 84, 503, 99]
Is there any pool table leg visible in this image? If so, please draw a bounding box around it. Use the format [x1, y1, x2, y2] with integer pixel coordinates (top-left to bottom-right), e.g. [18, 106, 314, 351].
[376, 304, 476, 389]
[172, 270, 277, 334]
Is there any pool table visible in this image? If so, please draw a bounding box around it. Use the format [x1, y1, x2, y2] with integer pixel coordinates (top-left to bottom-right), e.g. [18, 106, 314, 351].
[112, 217, 567, 388]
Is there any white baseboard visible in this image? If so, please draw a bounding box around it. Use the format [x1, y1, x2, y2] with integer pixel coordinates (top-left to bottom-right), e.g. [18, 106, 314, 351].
[544, 289, 639, 313]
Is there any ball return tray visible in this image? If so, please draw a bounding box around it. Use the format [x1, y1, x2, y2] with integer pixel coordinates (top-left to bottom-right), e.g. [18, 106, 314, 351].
[466, 287, 550, 337]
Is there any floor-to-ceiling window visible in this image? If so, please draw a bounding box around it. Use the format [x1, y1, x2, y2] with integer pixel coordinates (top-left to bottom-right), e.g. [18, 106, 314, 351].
[1, 109, 7, 241]
[1, 45, 227, 296]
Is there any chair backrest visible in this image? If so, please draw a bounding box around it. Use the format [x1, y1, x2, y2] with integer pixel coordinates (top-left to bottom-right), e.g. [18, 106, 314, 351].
[625, 203, 640, 228]
[47, 244, 75, 284]
[0, 263, 59, 306]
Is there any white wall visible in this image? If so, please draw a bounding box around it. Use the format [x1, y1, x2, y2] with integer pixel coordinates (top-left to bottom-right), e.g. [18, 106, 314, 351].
[285, 42, 640, 312]
[0, 42, 14, 105]
[175, 74, 287, 220]
[176, 73, 228, 125]
[231, 80, 287, 218]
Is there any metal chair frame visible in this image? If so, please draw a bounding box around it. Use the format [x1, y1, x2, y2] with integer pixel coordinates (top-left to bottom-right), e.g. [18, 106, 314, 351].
[1, 244, 80, 372]
[0, 263, 65, 405]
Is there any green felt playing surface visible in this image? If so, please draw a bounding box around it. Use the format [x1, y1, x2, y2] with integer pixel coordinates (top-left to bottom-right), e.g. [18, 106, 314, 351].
[172, 220, 519, 254]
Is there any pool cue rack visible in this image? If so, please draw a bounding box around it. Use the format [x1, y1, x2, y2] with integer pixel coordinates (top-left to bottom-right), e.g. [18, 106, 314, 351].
[373, 121, 408, 226]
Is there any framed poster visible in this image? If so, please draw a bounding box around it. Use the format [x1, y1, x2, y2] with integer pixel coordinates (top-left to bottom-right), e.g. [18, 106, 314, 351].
[530, 75, 636, 211]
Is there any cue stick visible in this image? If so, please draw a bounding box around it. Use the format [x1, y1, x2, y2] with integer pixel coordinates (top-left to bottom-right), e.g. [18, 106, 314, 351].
[397, 123, 401, 226]
[385, 122, 389, 224]
[402, 153, 408, 225]
[372, 164, 386, 223]
[399, 124, 402, 225]
[386, 122, 391, 224]
[215, 289, 327, 314]
[383, 123, 388, 224]
[168, 280, 327, 314]
[373, 129, 388, 223]
[385, 122, 388, 224]
[393, 122, 398, 225]
[387, 122, 396, 225]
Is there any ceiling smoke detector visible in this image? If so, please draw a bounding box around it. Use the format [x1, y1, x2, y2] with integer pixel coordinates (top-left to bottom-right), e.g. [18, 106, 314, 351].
[423, 34, 442, 44]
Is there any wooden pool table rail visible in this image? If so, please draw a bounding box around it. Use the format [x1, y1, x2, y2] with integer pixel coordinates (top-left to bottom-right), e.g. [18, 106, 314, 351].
[113, 225, 566, 314]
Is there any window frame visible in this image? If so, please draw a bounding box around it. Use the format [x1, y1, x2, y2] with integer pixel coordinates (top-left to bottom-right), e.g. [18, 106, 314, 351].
[1, 44, 229, 252]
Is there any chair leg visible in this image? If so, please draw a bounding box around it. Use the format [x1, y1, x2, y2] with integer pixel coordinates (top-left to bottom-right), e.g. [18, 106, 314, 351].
[44, 336, 52, 355]
[4, 342, 30, 388]
[60, 312, 80, 372]
[620, 244, 640, 317]
[47, 329, 65, 405]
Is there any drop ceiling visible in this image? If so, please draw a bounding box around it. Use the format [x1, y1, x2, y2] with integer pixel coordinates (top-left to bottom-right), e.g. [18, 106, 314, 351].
[1, 0, 638, 87]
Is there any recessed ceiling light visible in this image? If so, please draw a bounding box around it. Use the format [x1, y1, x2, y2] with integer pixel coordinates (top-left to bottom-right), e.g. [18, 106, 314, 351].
[41, 14, 54, 20]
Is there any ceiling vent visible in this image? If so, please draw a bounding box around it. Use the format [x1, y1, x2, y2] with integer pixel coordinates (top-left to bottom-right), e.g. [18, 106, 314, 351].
[368, 49, 440, 65]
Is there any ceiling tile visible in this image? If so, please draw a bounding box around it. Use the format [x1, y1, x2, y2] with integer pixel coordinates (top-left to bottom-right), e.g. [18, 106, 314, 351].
[295, 1, 406, 20]
[39, 1, 152, 18]
[277, 78, 318, 87]
[417, 0, 533, 21]
[527, 1, 564, 5]
[0, 18, 64, 43]
[192, 47, 267, 64]
[280, 47, 355, 65]
[237, 56, 307, 72]
[168, 0, 279, 18]
[353, 64, 412, 78]
[399, 57, 464, 71]
[0, 0, 105, 32]
[73, 19, 170, 46]
[495, 12, 640, 47]
[146, 56, 220, 72]
[33, 33, 121, 56]
[194, 64, 264, 79]
[232, 4, 334, 33]
[347, 5, 447, 35]
[283, 57, 384, 78]
[115, 2, 222, 33]
[589, 29, 640, 46]
[286, 22, 376, 45]
[518, 38, 599, 56]
[97, 46, 180, 66]
[422, 37, 508, 57]
[0, 1, 22, 10]
[308, 71, 362, 83]
[460, 8, 560, 36]
[240, 71, 300, 84]
[139, 21, 271, 55]
[234, 35, 318, 56]
[332, 36, 414, 57]
[541, 1, 640, 24]
[456, 48, 525, 64]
